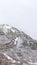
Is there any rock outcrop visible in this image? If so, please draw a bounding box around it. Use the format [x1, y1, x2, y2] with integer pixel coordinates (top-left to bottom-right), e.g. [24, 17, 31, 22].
[0, 24, 37, 65]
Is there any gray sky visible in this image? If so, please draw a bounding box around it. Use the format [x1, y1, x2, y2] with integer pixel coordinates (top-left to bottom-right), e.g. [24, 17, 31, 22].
[0, 0, 37, 40]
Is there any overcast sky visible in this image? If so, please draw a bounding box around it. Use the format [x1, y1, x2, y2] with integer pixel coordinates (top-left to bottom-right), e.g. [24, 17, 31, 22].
[0, 0, 37, 40]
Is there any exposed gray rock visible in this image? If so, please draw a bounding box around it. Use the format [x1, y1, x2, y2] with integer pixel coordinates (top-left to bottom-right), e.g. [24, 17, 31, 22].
[0, 24, 37, 65]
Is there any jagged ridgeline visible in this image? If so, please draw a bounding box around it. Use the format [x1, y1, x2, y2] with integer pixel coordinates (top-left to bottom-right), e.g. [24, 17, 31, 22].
[0, 24, 37, 50]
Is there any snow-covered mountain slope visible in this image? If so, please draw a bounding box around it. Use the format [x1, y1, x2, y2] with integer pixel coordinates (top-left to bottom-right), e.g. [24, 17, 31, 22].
[0, 24, 37, 65]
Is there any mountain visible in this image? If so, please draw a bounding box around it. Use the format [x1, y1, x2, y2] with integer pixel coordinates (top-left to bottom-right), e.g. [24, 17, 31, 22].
[0, 24, 37, 65]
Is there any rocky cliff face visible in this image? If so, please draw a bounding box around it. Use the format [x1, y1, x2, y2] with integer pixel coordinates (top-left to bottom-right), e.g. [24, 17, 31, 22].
[0, 24, 37, 65]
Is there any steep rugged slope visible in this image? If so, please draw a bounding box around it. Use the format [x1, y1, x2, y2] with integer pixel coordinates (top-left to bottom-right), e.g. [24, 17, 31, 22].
[0, 24, 37, 65]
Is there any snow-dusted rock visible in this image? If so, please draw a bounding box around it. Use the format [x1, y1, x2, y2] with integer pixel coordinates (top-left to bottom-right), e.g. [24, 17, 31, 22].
[0, 24, 37, 65]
